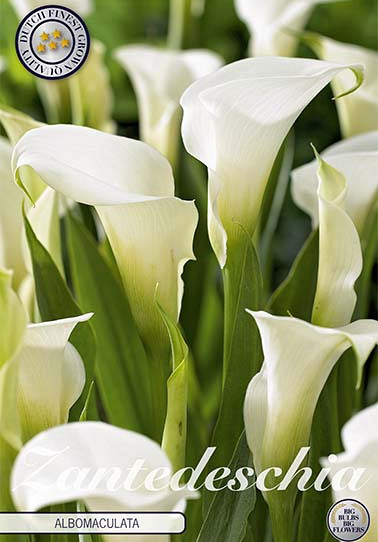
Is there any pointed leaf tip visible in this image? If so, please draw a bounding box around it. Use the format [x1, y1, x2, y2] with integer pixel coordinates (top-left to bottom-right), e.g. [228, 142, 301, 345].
[310, 143, 321, 161]
[333, 66, 365, 100]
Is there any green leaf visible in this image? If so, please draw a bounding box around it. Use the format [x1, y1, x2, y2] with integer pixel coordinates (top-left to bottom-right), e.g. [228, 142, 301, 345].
[192, 257, 223, 422]
[337, 349, 357, 427]
[65, 212, 151, 433]
[297, 367, 341, 542]
[23, 212, 95, 420]
[197, 432, 256, 542]
[268, 229, 319, 320]
[179, 151, 214, 349]
[158, 299, 188, 472]
[365, 350, 378, 406]
[208, 232, 263, 475]
[0, 435, 18, 511]
[259, 131, 295, 298]
[247, 492, 270, 542]
[77, 502, 102, 542]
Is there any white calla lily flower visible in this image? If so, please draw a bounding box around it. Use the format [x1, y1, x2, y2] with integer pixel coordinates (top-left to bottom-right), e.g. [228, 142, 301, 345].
[0, 269, 91, 508]
[243, 311, 377, 537]
[12, 125, 198, 352]
[244, 311, 377, 475]
[15, 315, 90, 443]
[0, 105, 45, 204]
[11, 421, 197, 541]
[292, 132, 378, 235]
[0, 267, 91, 449]
[0, 110, 64, 315]
[181, 57, 363, 267]
[320, 404, 378, 541]
[305, 34, 378, 137]
[9, 0, 92, 18]
[234, 0, 329, 57]
[0, 138, 27, 291]
[244, 309, 378, 541]
[311, 151, 362, 327]
[114, 45, 222, 167]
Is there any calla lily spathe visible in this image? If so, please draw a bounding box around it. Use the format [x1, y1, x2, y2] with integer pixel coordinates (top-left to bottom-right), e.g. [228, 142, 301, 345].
[9, 0, 92, 18]
[14, 315, 89, 443]
[0, 137, 27, 291]
[310, 151, 362, 327]
[11, 421, 197, 542]
[244, 311, 377, 475]
[114, 45, 222, 167]
[321, 403, 378, 541]
[0, 105, 45, 201]
[304, 34, 378, 137]
[0, 268, 91, 513]
[11, 125, 198, 352]
[234, 0, 329, 57]
[180, 57, 363, 267]
[0, 269, 91, 448]
[243, 310, 377, 538]
[0, 108, 64, 315]
[291, 132, 378, 235]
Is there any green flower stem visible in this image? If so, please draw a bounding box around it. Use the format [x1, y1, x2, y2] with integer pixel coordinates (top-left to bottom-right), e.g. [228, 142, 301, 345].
[167, 0, 192, 49]
[37, 80, 71, 124]
[259, 131, 295, 300]
[68, 77, 85, 126]
[297, 368, 341, 542]
[268, 489, 295, 542]
[207, 231, 262, 477]
[337, 350, 357, 427]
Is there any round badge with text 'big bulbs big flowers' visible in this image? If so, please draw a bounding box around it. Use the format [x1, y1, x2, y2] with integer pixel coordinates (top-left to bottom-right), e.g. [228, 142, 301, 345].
[15, 5, 90, 80]
[327, 500, 370, 541]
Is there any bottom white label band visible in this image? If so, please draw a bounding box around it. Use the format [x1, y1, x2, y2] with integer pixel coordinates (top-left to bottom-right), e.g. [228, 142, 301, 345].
[0, 512, 185, 534]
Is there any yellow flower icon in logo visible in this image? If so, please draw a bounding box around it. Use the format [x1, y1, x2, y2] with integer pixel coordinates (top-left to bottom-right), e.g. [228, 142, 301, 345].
[61, 39, 70, 48]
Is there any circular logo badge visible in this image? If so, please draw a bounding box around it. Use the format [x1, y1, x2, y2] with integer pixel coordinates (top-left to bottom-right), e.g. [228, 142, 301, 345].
[15, 5, 90, 80]
[327, 500, 370, 541]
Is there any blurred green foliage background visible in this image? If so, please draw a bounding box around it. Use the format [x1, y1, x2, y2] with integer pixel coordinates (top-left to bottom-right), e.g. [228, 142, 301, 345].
[1, 0, 377, 284]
